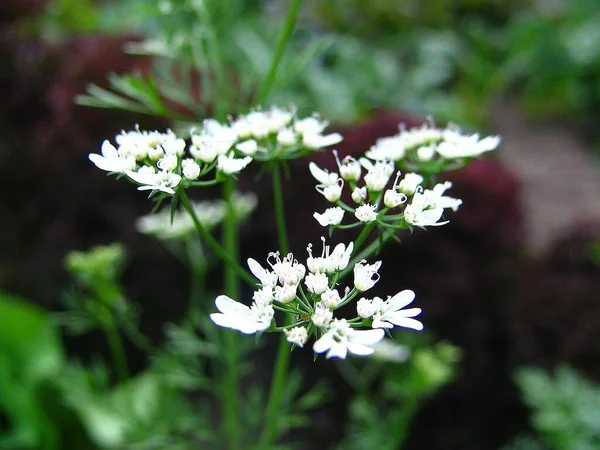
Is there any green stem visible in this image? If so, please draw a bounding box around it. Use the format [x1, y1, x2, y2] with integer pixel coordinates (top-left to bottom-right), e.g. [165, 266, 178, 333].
[102, 320, 129, 383]
[353, 222, 376, 255]
[272, 164, 289, 255]
[258, 164, 293, 449]
[222, 178, 241, 450]
[340, 229, 396, 280]
[186, 237, 207, 320]
[195, 1, 228, 119]
[387, 398, 420, 449]
[179, 189, 255, 287]
[256, 0, 303, 104]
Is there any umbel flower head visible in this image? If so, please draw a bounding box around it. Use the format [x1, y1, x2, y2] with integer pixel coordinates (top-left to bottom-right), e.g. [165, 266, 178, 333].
[89, 106, 343, 196]
[209, 237, 423, 360]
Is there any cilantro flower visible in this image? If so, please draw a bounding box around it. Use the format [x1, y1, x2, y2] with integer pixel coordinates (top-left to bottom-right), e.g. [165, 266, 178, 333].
[313, 319, 385, 359]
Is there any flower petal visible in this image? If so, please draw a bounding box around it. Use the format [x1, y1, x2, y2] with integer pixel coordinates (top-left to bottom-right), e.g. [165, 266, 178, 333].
[247, 258, 270, 285]
[387, 290, 416, 311]
[215, 295, 251, 315]
[348, 328, 385, 346]
[210, 313, 261, 334]
[309, 162, 333, 185]
[326, 342, 348, 359]
[313, 333, 335, 354]
[347, 342, 376, 356]
[386, 316, 424, 331]
[101, 140, 119, 158]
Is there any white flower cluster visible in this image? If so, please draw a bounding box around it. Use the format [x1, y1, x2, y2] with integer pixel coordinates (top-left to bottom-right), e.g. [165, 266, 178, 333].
[310, 153, 463, 230]
[365, 121, 501, 163]
[136, 192, 258, 240]
[210, 237, 422, 359]
[88, 107, 343, 195]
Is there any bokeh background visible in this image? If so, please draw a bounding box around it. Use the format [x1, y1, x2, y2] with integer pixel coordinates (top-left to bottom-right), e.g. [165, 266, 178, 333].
[2, 0, 600, 449]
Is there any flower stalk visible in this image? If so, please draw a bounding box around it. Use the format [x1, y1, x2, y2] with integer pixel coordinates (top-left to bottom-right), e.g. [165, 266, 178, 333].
[256, 0, 303, 104]
[259, 163, 293, 448]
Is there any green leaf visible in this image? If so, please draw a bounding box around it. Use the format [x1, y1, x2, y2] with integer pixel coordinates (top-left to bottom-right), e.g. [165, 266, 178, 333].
[0, 293, 64, 383]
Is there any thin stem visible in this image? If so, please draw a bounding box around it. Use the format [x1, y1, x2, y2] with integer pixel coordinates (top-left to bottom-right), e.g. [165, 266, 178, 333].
[102, 320, 129, 383]
[195, 1, 228, 120]
[272, 164, 289, 255]
[259, 164, 292, 448]
[256, 0, 303, 104]
[340, 229, 396, 281]
[353, 222, 376, 255]
[221, 178, 241, 450]
[387, 398, 420, 449]
[179, 189, 254, 286]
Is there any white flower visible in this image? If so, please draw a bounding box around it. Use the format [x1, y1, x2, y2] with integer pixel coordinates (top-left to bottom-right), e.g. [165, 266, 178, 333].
[163, 137, 186, 156]
[334, 150, 361, 182]
[371, 290, 423, 331]
[318, 180, 344, 203]
[303, 132, 343, 150]
[398, 173, 424, 195]
[351, 186, 367, 204]
[427, 181, 462, 211]
[267, 252, 306, 286]
[305, 272, 329, 295]
[189, 140, 216, 163]
[157, 154, 178, 172]
[181, 158, 200, 180]
[397, 122, 443, 149]
[327, 242, 354, 272]
[116, 128, 183, 160]
[384, 189, 407, 208]
[321, 288, 341, 309]
[136, 200, 224, 239]
[294, 117, 326, 136]
[362, 160, 395, 192]
[306, 238, 354, 274]
[199, 119, 238, 154]
[125, 169, 181, 195]
[148, 147, 164, 161]
[355, 204, 378, 223]
[284, 326, 308, 347]
[404, 182, 462, 228]
[252, 286, 274, 306]
[311, 301, 334, 328]
[356, 297, 379, 319]
[89, 141, 136, 173]
[236, 139, 258, 156]
[247, 258, 278, 287]
[436, 130, 501, 159]
[383, 171, 408, 208]
[217, 155, 252, 174]
[313, 319, 385, 359]
[403, 196, 446, 228]
[353, 260, 382, 292]
[210, 295, 274, 334]
[274, 284, 297, 304]
[365, 136, 406, 161]
[277, 128, 298, 146]
[314, 207, 345, 227]
[372, 340, 410, 363]
[138, 166, 155, 175]
[416, 145, 435, 161]
[309, 162, 339, 186]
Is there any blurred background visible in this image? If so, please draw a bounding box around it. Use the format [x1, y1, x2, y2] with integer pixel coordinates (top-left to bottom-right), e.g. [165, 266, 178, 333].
[1, 0, 600, 449]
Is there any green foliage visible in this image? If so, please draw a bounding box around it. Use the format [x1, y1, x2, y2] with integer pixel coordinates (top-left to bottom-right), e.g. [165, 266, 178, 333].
[336, 334, 461, 450]
[0, 292, 93, 450]
[506, 366, 600, 450]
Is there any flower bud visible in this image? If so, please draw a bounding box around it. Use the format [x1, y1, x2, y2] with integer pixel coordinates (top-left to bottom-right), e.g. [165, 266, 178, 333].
[182, 158, 201, 180]
[351, 186, 367, 204]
